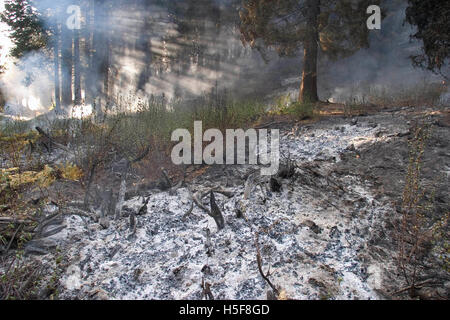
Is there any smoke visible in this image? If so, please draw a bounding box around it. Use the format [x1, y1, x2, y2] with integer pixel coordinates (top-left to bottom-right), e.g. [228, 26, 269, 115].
[0, 0, 446, 118]
[0, 52, 53, 118]
[322, 0, 444, 103]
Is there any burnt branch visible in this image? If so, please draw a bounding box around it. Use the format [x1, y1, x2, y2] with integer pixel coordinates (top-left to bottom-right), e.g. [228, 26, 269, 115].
[209, 191, 225, 230]
[35, 126, 73, 154]
[161, 169, 173, 189]
[255, 233, 279, 297]
[130, 146, 150, 164]
[201, 277, 214, 300]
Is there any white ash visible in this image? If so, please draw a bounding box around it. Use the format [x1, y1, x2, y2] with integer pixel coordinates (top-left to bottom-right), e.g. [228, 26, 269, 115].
[40, 115, 407, 300]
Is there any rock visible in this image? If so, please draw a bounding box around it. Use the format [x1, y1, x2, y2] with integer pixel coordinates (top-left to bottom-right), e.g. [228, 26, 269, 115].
[351, 118, 358, 126]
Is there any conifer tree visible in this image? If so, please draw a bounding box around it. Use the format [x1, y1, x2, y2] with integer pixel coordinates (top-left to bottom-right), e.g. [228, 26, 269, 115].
[239, 0, 380, 102]
[405, 0, 450, 77]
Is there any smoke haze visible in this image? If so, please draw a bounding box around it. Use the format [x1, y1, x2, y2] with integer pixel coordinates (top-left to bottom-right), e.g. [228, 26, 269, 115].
[0, 0, 445, 117]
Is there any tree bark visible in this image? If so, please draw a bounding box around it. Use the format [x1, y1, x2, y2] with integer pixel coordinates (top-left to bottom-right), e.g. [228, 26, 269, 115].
[299, 0, 320, 103]
[93, 0, 110, 106]
[74, 29, 82, 105]
[92, 0, 103, 100]
[137, 17, 152, 91]
[103, 31, 110, 102]
[53, 21, 61, 113]
[84, 0, 93, 105]
[61, 23, 73, 108]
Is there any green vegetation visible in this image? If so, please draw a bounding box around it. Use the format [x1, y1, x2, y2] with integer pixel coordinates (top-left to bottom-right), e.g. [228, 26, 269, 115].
[271, 95, 317, 120]
[0, 0, 48, 59]
[406, 0, 450, 75]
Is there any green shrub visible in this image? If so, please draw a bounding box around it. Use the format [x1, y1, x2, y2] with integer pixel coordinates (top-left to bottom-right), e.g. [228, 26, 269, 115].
[287, 101, 315, 120]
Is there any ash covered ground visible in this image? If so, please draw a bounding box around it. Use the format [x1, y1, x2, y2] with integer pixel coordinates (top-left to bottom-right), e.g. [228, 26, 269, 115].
[4, 106, 449, 300]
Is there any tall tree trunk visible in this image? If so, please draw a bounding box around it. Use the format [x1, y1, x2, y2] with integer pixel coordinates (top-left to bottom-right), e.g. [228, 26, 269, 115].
[61, 23, 73, 108]
[93, 0, 110, 107]
[92, 0, 102, 98]
[299, 0, 320, 103]
[84, 0, 93, 104]
[74, 29, 82, 105]
[53, 21, 61, 113]
[137, 17, 152, 91]
[103, 31, 110, 103]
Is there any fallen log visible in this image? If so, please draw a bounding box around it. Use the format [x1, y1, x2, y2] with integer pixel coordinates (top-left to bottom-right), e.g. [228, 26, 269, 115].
[35, 126, 73, 154]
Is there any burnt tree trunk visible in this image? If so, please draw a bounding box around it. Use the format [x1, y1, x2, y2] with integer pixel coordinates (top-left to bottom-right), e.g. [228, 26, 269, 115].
[137, 20, 152, 91]
[53, 20, 61, 113]
[299, 0, 320, 103]
[93, 0, 104, 100]
[92, 0, 110, 107]
[74, 28, 82, 105]
[61, 22, 73, 108]
[84, 0, 93, 105]
[104, 36, 111, 103]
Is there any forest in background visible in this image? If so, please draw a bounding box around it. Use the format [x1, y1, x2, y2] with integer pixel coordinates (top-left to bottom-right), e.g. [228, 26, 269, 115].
[0, 0, 448, 118]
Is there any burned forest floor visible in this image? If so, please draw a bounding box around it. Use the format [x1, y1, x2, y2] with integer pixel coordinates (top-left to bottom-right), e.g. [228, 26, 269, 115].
[0, 104, 449, 300]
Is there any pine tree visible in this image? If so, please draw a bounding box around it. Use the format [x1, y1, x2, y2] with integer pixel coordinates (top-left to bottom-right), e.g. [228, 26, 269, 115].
[405, 0, 450, 77]
[84, 0, 93, 105]
[52, 14, 61, 113]
[73, 0, 82, 105]
[239, 0, 380, 102]
[0, 0, 48, 59]
[61, 15, 73, 107]
[92, 0, 110, 105]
